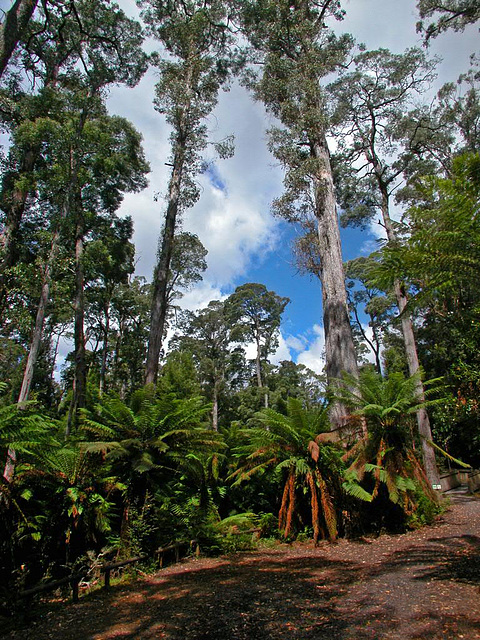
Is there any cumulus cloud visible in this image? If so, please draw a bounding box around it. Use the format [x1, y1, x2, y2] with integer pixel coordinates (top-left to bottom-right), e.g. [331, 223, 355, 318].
[271, 333, 293, 364]
[110, 74, 283, 298]
[183, 174, 279, 287]
[284, 334, 308, 353]
[177, 282, 225, 312]
[296, 324, 326, 374]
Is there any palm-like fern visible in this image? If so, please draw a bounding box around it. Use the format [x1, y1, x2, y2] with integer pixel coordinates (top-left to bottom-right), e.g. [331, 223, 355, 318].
[230, 397, 342, 542]
[335, 369, 443, 509]
[81, 387, 225, 533]
[0, 381, 59, 485]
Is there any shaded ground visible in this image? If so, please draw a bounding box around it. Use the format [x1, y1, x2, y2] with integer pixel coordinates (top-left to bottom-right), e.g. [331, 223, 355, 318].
[5, 491, 480, 640]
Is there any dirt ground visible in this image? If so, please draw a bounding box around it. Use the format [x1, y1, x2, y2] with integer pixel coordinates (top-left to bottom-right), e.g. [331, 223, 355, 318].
[4, 490, 480, 640]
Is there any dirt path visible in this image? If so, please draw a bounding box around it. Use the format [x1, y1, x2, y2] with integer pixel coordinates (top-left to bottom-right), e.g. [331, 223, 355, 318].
[6, 492, 480, 640]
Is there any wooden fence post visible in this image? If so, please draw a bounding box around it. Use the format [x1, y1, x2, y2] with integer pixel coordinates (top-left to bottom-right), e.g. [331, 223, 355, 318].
[71, 576, 79, 603]
[104, 568, 111, 590]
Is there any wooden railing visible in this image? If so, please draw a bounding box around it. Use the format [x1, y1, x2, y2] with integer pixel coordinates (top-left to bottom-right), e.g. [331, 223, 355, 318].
[18, 539, 199, 604]
[19, 570, 88, 604]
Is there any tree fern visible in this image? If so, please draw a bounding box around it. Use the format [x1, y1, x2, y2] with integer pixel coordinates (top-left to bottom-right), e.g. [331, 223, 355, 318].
[230, 397, 343, 541]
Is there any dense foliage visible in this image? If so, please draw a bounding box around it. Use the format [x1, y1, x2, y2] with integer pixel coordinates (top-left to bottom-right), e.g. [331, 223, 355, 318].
[0, 0, 478, 613]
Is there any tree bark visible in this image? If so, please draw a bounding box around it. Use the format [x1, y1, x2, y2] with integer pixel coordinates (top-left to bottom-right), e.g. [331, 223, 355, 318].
[212, 379, 219, 431]
[71, 206, 87, 416]
[145, 140, 186, 385]
[0, 0, 38, 78]
[99, 304, 110, 396]
[312, 134, 359, 429]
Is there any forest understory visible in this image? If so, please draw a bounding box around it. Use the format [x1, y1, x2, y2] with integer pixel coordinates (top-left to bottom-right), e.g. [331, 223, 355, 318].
[4, 490, 480, 640]
[1, 0, 480, 633]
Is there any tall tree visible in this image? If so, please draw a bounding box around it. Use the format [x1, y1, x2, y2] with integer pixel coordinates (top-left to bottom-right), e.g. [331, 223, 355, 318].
[238, 0, 359, 428]
[226, 283, 289, 409]
[174, 300, 232, 430]
[377, 152, 480, 466]
[330, 47, 441, 484]
[85, 216, 136, 396]
[141, 0, 236, 384]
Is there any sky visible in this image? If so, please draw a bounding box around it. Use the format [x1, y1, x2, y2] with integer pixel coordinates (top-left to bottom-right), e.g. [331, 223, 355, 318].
[2, 0, 476, 376]
[104, 0, 479, 375]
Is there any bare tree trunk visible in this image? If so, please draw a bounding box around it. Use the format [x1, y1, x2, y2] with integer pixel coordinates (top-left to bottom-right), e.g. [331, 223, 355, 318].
[68, 207, 86, 433]
[99, 305, 110, 396]
[67, 204, 86, 437]
[0, 0, 38, 78]
[18, 229, 60, 406]
[145, 141, 185, 385]
[312, 134, 359, 429]
[378, 180, 440, 486]
[253, 321, 268, 408]
[348, 290, 382, 374]
[212, 380, 219, 431]
[2, 230, 60, 483]
[51, 324, 66, 386]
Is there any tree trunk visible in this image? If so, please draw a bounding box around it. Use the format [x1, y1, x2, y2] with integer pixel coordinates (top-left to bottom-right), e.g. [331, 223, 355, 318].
[0, 0, 38, 78]
[253, 321, 268, 408]
[99, 304, 110, 396]
[212, 379, 219, 431]
[312, 134, 359, 429]
[18, 229, 60, 406]
[145, 141, 186, 385]
[378, 179, 440, 486]
[3, 233, 57, 484]
[67, 204, 86, 436]
[145, 53, 196, 385]
[73, 208, 87, 409]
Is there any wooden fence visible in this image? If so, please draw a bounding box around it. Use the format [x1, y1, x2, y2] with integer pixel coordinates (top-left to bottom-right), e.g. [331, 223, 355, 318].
[18, 539, 199, 604]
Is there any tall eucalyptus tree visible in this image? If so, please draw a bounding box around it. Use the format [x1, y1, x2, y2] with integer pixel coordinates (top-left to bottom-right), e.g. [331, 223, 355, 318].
[141, 0, 236, 385]
[238, 0, 358, 427]
[226, 283, 289, 409]
[329, 48, 445, 483]
[174, 300, 232, 430]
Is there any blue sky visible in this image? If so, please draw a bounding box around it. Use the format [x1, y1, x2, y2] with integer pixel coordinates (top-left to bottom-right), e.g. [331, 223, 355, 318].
[106, 0, 478, 374]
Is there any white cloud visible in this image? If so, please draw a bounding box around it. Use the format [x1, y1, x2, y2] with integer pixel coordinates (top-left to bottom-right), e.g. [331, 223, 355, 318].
[177, 282, 225, 311]
[296, 324, 326, 374]
[183, 174, 279, 288]
[285, 334, 308, 353]
[271, 333, 292, 365]
[110, 77, 283, 301]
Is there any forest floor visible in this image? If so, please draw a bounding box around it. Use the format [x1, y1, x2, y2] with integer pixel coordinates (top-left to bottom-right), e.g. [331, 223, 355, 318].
[4, 489, 480, 640]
